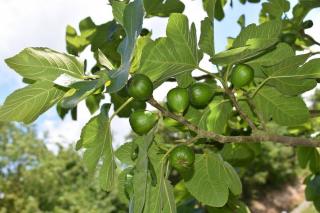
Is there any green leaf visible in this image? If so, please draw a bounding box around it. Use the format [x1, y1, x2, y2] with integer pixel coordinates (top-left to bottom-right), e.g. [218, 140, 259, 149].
[263, 54, 320, 95]
[78, 104, 116, 191]
[5, 47, 84, 82]
[85, 93, 104, 115]
[237, 14, 245, 29]
[110, 0, 127, 25]
[211, 20, 282, 65]
[175, 72, 195, 88]
[292, 2, 316, 25]
[247, 43, 294, 78]
[132, 132, 155, 212]
[199, 17, 215, 57]
[139, 13, 202, 85]
[253, 86, 309, 126]
[95, 49, 115, 70]
[300, 0, 320, 8]
[60, 71, 109, 109]
[223, 162, 242, 195]
[0, 81, 65, 124]
[144, 145, 177, 213]
[145, 179, 176, 213]
[130, 35, 153, 73]
[214, 0, 228, 21]
[212, 38, 278, 65]
[202, 0, 216, 20]
[144, 0, 184, 17]
[305, 175, 320, 201]
[238, 100, 256, 121]
[314, 199, 320, 212]
[118, 167, 133, 203]
[89, 20, 124, 66]
[107, 0, 144, 93]
[233, 20, 282, 48]
[66, 17, 96, 55]
[206, 98, 233, 134]
[261, 0, 290, 19]
[221, 143, 256, 166]
[66, 25, 82, 55]
[297, 147, 320, 173]
[184, 151, 242, 207]
[115, 142, 135, 165]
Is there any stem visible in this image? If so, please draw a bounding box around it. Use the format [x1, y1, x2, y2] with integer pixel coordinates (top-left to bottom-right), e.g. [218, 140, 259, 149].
[221, 65, 257, 130]
[224, 65, 232, 83]
[110, 97, 134, 121]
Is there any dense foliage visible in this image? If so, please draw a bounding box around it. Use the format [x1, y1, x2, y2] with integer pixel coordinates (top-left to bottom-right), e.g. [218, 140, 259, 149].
[1, 0, 320, 212]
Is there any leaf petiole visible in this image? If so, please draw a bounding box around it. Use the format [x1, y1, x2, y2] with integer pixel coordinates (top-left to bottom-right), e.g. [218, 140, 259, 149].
[110, 97, 134, 121]
[250, 77, 271, 98]
[197, 66, 222, 81]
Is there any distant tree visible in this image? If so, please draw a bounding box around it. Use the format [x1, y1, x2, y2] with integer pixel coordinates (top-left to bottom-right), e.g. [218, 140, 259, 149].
[0, 123, 127, 213]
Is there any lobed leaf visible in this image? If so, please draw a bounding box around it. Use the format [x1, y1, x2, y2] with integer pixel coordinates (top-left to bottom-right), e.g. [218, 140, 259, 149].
[5, 47, 85, 82]
[200, 98, 233, 134]
[144, 145, 176, 213]
[66, 17, 96, 55]
[263, 54, 320, 95]
[59, 71, 110, 109]
[110, 0, 127, 25]
[139, 13, 202, 85]
[211, 20, 282, 65]
[0, 81, 65, 124]
[261, 0, 290, 20]
[132, 133, 155, 212]
[199, 17, 215, 57]
[184, 151, 242, 207]
[78, 104, 116, 191]
[297, 147, 320, 174]
[144, 0, 184, 17]
[115, 142, 135, 165]
[253, 86, 309, 126]
[107, 0, 144, 92]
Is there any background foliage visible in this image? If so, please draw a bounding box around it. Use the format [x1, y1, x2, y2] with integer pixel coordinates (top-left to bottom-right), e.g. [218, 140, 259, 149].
[0, 123, 127, 213]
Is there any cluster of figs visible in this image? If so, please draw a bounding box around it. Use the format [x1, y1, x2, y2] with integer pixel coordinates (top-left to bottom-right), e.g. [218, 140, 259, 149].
[120, 64, 254, 171]
[122, 19, 313, 177]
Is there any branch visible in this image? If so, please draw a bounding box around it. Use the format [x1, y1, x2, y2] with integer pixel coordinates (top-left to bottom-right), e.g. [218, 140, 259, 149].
[218, 65, 257, 130]
[148, 97, 320, 148]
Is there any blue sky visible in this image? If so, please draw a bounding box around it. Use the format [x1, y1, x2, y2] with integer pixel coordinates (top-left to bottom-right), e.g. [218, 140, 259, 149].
[0, 0, 318, 147]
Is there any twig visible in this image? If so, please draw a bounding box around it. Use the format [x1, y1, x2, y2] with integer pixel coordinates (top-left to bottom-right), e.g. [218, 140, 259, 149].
[148, 97, 320, 147]
[222, 65, 257, 130]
